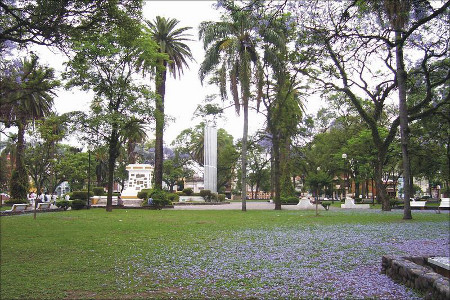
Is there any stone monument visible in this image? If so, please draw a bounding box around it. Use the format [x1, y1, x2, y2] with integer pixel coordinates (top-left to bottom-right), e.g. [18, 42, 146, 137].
[121, 164, 153, 199]
[204, 126, 217, 193]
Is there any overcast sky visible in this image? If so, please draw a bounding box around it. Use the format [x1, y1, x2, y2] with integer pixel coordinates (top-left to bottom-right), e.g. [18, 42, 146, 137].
[36, 1, 323, 146]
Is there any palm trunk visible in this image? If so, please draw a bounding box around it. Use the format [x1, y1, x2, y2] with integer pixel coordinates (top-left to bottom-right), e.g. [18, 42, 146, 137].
[11, 120, 28, 200]
[395, 30, 412, 220]
[241, 102, 248, 211]
[154, 62, 167, 190]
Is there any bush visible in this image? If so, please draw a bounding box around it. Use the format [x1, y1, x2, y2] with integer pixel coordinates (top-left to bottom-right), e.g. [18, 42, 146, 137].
[150, 190, 171, 209]
[93, 187, 105, 196]
[71, 199, 86, 210]
[183, 188, 193, 196]
[200, 189, 212, 202]
[218, 194, 226, 202]
[56, 200, 70, 210]
[321, 200, 332, 210]
[390, 198, 402, 208]
[210, 193, 217, 202]
[137, 189, 153, 200]
[167, 193, 180, 202]
[71, 191, 93, 201]
[281, 196, 299, 205]
[5, 198, 28, 205]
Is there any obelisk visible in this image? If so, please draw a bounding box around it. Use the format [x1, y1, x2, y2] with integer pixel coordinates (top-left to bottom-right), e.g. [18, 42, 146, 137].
[204, 126, 217, 193]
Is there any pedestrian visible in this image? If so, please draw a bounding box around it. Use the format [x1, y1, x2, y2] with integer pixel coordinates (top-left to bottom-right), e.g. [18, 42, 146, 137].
[65, 194, 70, 201]
[117, 195, 124, 207]
[44, 192, 49, 202]
[51, 193, 57, 205]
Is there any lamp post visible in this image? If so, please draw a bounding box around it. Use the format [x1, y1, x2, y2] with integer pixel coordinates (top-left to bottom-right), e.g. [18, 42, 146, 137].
[342, 153, 347, 199]
[316, 166, 320, 216]
[87, 144, 93, 209]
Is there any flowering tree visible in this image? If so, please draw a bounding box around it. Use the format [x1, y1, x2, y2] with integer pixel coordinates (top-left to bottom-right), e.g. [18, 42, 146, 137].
[0, 55, 59, 200]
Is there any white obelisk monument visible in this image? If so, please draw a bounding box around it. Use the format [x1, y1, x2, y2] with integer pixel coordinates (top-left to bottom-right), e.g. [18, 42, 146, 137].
[204, 126, 217, 193]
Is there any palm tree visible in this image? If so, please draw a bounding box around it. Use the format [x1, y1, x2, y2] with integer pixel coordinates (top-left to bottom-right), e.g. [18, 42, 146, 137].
[0, 55, 58, 200]
[145, 16, 194, 190]
[121, 117, 147, 164]
[199, 4, 263, 211]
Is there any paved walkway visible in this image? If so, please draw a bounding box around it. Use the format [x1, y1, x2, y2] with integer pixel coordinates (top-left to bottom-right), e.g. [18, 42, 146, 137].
[173, 201, 332, 211]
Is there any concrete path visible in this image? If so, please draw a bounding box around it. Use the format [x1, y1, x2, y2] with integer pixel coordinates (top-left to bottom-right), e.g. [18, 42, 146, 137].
[173, 201, 331, 211]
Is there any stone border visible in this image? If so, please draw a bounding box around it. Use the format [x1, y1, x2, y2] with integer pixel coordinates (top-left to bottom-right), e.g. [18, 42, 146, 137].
[173, 201, 230, 206]
[382, 255, 449, 300]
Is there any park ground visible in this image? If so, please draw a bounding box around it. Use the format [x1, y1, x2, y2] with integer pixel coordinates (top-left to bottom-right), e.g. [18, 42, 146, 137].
[1, 206, 449, 299]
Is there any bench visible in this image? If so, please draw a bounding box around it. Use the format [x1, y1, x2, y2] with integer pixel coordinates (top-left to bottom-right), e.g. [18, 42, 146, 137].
[36, 202, 52, 210]
[4, 204, 29, 213]
[439, 198, 450, 210]
[410, 199, 426, 209]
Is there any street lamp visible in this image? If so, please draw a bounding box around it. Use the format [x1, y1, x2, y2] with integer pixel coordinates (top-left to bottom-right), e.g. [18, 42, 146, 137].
[342, 153, 347, 199]
[316, 166, 320, 216]
[87, 144, 93, 209]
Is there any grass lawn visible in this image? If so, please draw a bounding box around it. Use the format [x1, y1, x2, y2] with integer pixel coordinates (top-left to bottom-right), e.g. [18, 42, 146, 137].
[1, 208, 449, 299]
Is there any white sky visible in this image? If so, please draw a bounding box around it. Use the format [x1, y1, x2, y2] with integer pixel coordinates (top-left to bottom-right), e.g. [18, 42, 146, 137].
[35, 1, 323, 146]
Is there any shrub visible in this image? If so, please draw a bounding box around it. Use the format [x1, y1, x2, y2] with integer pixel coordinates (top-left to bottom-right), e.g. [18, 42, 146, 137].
[176, 191, 185, 196]
[200, 189, 212, 202]
[167, 193, 180, 202]
[5, 198, 28, 205]
[281, 196, 299, 205]
[218, 194, 226, 202]
[321, 200, 332, 210]
[92, 187, 105, 196]
[71, 191, 93, 201]
[210, 193, 217, 202]
[390, 198, 402, 208]
[71, 199, 86, 210]
[137, 189, 153, 200]
[56, 200, 70, 210]
[183, 188, 193, 196]
[150, 190, 171, 209]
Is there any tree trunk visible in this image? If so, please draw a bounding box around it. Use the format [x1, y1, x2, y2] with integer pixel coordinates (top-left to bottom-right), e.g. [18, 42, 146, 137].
[273, 134, 282, 210]
[395, 30, 412, 220]
[154, 62, 167, 190]
[375, 152, 390, 211]
[106, 127, 120, 212]
[241, 102, 248, 211]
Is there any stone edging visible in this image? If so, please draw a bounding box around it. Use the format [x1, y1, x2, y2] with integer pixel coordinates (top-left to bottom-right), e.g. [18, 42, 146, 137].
[382, 255, 449, 300]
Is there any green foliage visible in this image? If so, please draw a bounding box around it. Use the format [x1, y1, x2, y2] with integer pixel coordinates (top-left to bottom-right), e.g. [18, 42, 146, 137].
[71, 191, 93, 201]
[9, 170, 29, 201]
[166, 193, 180, 202]
[55, 200, 70, 210]
[150, 189, 171, 209]
[183, 188, 193, 196]
[4, 198, 28, 205]
[200, 189, 212, 202]
[218, 194, 226, 202]
[321, 201, 333, 210]
[137, 189, 153, 199]
[70, 199, 86, 210]
[93, 187, 105, 196]
[390, 198, 402, 208]
[281, 196, 299, 205]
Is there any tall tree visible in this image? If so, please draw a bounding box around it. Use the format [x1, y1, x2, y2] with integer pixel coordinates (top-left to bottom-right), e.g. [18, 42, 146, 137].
[199, 2, 263, 211]
[290, 0, 449, 213]
[65, 17, 162, 211]
[0, 0, 144, 52]
[0, 54, 59, 200]
[144, 16, 193, 190]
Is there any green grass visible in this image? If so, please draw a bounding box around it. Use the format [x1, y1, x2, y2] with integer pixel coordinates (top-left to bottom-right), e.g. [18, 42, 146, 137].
[1, 209, 448, 299]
